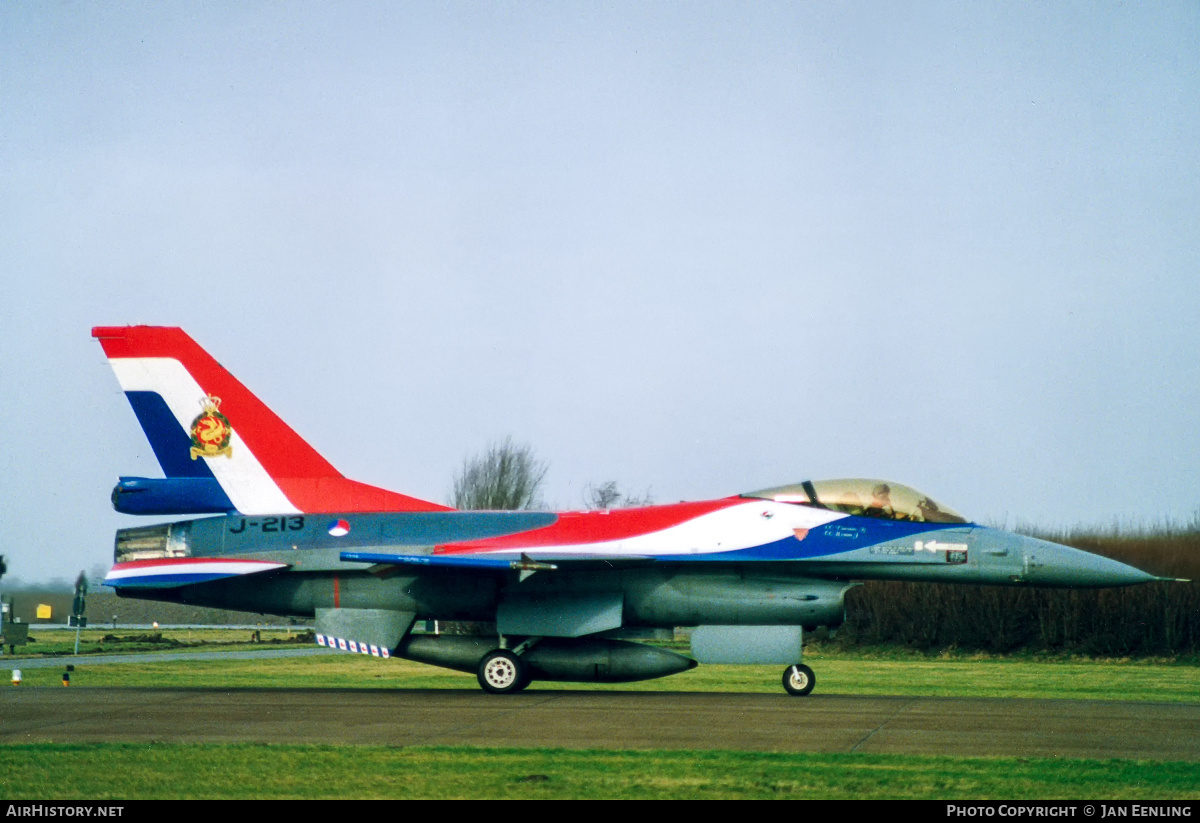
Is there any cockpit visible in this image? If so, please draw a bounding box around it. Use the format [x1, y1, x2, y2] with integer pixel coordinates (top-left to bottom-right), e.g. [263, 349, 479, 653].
[742, 479, 968, 524]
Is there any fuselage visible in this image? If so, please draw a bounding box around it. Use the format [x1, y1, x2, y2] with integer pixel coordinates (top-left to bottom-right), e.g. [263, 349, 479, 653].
[105, 496, 1158, 630]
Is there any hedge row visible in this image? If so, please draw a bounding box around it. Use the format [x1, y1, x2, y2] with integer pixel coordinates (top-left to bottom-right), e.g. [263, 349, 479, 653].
[838, 529, 1200, 654]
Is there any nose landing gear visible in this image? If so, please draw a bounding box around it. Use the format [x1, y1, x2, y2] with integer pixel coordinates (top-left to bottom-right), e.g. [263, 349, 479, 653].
[782, 663, 815, 696]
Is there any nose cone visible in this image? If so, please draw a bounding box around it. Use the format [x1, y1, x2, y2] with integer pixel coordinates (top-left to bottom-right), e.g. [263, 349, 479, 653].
[1019, 536, 1159, 588]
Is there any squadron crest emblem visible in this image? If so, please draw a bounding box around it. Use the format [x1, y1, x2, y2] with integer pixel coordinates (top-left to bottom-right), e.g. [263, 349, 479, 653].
[189, 394, 233, 459]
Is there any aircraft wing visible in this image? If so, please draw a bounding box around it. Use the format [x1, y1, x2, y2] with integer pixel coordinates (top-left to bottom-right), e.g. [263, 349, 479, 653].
[340, 551, 655, 573]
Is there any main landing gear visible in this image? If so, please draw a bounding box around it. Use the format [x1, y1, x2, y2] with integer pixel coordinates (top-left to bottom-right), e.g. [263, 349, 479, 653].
[782, 663, 815, 696]
[477, 649, 530, 694]
[477, 638, 540, 694]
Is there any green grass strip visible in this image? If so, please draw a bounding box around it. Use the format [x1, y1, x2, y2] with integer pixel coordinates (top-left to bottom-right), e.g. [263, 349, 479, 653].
[0, 743, 1196, 800]
[9, 650, 1198, 703]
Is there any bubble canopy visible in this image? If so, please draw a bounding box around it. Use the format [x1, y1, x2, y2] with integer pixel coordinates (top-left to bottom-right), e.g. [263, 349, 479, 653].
[742, 479, 968, 524]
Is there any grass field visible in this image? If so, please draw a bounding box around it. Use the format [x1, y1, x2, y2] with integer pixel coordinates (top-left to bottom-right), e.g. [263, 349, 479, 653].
[3, 744, 1198, 800]
[6, 627, 310, 657]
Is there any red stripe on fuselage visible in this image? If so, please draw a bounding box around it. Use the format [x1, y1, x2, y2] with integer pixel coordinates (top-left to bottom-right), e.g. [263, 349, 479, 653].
[436, 497, 741, 553]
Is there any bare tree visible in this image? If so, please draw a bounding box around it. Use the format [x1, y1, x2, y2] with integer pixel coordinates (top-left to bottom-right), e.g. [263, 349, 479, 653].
[442, 438, 548, 636]
[620, 487, 655, 508]
[584, 480, 654, 510]
[585, 481, 622, 510]
[452, 437, 549, 510]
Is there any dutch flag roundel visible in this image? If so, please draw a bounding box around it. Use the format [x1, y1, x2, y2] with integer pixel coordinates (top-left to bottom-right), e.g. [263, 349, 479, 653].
[327, 519, 350, 537]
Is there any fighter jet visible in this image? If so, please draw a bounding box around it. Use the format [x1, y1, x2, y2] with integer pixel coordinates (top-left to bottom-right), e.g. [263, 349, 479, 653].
[93, 326, 1166, 695]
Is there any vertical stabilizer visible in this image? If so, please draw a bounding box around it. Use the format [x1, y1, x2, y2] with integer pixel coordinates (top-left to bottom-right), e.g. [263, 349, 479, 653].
[93, 326, 451, 514]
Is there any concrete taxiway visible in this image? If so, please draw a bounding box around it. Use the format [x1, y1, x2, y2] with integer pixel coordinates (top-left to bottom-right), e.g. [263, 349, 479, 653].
[3, 688, 1197, 760]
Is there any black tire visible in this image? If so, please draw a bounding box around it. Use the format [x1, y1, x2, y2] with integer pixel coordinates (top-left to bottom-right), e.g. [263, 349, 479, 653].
[782, 663, 815, 696]
[477, 649, 528, 694]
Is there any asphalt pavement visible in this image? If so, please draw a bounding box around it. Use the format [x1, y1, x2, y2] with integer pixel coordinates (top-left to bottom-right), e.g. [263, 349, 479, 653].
[4, 686, 1197, 760]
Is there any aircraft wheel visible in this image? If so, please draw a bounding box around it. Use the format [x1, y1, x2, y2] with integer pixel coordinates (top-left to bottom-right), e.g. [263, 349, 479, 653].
[782, 663, 815, 696]
[477, 650, 528, 694]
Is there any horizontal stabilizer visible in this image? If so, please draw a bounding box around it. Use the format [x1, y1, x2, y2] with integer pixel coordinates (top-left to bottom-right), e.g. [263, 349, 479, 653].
[103, 558, 289, 589]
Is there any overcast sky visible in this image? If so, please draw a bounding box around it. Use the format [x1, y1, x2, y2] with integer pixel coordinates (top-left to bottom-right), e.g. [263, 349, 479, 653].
[2, 2, 1197, 584]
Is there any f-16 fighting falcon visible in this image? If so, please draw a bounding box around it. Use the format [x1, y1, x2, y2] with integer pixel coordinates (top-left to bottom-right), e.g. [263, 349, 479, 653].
[93, 326, 1167, 695]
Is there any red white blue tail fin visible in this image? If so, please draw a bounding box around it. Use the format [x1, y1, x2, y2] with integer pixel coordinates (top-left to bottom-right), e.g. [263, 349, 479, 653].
[93, 326, 451, 514]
